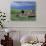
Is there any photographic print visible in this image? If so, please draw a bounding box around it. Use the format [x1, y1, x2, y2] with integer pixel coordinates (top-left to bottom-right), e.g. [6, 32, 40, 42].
[11, 1, 36, 21]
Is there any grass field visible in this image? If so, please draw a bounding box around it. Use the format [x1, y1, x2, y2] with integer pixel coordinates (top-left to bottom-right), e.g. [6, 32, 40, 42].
[11, 8, 36, 21]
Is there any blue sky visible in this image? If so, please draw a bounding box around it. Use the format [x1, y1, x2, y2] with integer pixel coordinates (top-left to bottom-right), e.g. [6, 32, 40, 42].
[11, 1, 36, 10]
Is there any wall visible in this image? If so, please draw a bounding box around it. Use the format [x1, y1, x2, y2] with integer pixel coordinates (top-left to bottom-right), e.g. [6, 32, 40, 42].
[0, 0, 46, 46]
[0, 0, 46, 28]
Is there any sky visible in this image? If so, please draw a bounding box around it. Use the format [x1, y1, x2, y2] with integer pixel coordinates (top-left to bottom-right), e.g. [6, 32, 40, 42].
[11, 1, 36, 10]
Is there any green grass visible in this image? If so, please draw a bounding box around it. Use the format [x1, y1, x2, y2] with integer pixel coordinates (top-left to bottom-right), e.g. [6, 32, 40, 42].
[11, 8, 36, 21]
